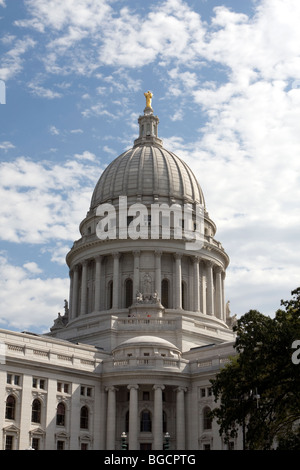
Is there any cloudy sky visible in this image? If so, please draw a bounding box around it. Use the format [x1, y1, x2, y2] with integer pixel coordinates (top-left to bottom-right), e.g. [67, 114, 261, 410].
[0, 0, 299, 333]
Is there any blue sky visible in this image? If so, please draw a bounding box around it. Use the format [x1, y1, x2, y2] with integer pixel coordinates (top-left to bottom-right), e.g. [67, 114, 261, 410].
[0, 0, 300, 333]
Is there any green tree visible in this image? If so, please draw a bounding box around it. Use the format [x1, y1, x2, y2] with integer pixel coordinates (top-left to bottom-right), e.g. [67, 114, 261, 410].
[211, 288, 300, 450]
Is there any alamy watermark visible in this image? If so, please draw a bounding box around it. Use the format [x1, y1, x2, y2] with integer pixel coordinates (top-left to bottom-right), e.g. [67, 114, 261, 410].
[0, 80, 6, 104]
[292, 340, 300, 365]
[95, 196, 205, 251]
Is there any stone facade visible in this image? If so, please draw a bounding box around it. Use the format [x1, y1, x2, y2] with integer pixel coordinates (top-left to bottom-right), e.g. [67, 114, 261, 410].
[0, 99, 241, 450]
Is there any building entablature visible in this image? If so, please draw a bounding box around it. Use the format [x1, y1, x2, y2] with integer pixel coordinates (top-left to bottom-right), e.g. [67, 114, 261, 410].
[0, 329, 104, 374]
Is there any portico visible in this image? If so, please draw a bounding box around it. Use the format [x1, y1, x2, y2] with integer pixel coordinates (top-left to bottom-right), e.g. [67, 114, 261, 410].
[105, 381, 187, 450]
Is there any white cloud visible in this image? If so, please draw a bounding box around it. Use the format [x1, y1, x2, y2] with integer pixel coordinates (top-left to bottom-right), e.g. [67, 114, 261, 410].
[0, 141, 15, 151]
[0, 36, 35, 80]
[49, 125, 60, 135]
[28, 82, 62, 99]
[0, 156, 103, 244]
[22, 0, 112, 32]
[23, 261, 43, 274]
[0, 254, 68, 332]
[74, 150, 96, 161]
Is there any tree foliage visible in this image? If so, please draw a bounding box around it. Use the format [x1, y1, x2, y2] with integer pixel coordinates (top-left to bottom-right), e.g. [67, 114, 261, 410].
[211, 288, 300, 450]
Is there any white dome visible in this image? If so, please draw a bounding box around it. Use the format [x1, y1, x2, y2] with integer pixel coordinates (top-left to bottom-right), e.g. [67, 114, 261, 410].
[119, 335, 178, 349]
[90, 145, 205, 209]
[90, 105, 205, 210]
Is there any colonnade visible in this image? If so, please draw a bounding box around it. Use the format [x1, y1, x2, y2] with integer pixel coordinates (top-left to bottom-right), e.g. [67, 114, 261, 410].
[68, 251, 226, 321]
[105, 384, 187, 450]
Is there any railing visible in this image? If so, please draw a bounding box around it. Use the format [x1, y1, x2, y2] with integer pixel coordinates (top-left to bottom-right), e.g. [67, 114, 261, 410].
[109, 355, 185, 371]
[116, 318, 177, 328]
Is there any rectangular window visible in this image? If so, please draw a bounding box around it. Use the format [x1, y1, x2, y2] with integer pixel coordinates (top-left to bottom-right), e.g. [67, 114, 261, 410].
[57, 440, 65, 450]
[14, 375, 20, 386]
[6, 374, 21, 386]
[57, 382, 70, 394]
[5, 435, 14, 450]
[32, 438, 40, 450]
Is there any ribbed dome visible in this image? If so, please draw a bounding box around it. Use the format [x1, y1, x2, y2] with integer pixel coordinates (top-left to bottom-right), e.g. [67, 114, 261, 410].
[90, 144, 205, 209]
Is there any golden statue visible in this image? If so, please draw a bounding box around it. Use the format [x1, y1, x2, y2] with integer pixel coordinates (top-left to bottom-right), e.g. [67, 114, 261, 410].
[144, 90, 153, 109]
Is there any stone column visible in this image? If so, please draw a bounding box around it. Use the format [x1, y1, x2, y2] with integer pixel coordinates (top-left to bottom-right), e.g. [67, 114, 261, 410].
[175, 387, 186, 450]
[80, 260, 88, 315]
[127, 384, 139, 450]
[106, 386, 118, 450]
[155, 251, 162, 299]
[206, 261, 214, 316]
[68, 269, 73, 320]
[200, 262, 206, 315]
[112, 252, 120, 309]
[153, 384, 165, 450]
[222, 271, 226, 321]
[174, 253, 182, 309]
[72, 265, 79, 318]
[94, 256, 102, 312]
[215, 267, 223, 320]
[133, 251, 140, 298]
[192, 256, 200, 312]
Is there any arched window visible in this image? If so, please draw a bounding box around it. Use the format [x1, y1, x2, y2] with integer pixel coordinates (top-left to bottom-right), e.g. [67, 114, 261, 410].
[5, 395, 15, 420]
[80, 406, 89, 429]
[203, 407, 212, 430]
[56, 402, 65, 426]
[140, 410, 152, 432]
[32, 399, 41, 423]
[125, 278, 133, 308]
[108, 281, 113, 309]
[161, 279, 169, 308]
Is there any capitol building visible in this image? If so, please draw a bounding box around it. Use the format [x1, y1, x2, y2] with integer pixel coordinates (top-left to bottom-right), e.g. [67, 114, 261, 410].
[0, 95, 242, 450]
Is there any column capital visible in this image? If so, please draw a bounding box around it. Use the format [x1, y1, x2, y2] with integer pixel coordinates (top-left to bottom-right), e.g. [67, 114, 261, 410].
[81, 259, 88, 267]
[174, 252, 182, 260]
[127, 384, 139, 391]
[153, 384, 165, 391]
[112, 251, 121, 259]
[154, 250, 162, 257]
[214, 265, 224, 274]
[174, 386, 187, 393]
[95, 255, 103, 263]
[192, 255, 200, 264]
[205, 260, 214, 268]
[105, 386, 119, 393]
[133, 250, 141, 257]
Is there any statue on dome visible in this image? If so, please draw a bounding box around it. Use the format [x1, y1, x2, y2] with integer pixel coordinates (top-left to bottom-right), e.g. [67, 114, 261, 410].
[144, 91, 153, 109]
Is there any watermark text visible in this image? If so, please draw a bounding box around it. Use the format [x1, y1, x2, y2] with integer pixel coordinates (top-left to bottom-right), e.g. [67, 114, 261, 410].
[0, 80, 6, 104]
[96, 196, 204, 251]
